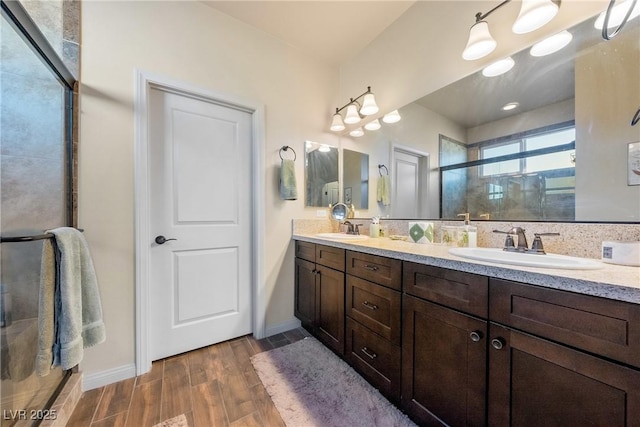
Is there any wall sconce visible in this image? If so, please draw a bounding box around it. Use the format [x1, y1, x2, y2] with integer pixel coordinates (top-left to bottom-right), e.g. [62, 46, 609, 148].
[462, 0, 560, 61]
[330, 86, 379, 132]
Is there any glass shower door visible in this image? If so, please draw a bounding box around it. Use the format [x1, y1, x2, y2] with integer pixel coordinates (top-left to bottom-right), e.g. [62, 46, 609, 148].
[1, 9, 71, 425]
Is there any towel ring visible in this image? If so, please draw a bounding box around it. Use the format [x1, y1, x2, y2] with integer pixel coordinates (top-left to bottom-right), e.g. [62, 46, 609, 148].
[279, 146, 297, 161]
[378, 164, 389, 176]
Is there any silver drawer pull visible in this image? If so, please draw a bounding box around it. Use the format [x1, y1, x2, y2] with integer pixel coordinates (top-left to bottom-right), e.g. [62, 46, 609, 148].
[362, 301, 378, 310]
[363, 264, 379, 271]
[361, 347, 377, 359]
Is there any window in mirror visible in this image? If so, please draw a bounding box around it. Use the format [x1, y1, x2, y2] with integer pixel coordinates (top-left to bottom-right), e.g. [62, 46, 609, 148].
[442, 123, 576, 221]
[305, 141, 339, 207]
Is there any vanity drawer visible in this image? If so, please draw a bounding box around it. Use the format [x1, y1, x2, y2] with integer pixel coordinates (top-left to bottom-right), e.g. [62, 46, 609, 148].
[316, 244, 345, 271]
[346, 275, 402, 345]
[295, 240, 316, 263]
[345, 317, 401, 402]
[346, 251, 402, 290]
[490, 278, 640, 368]
[403, 262, 488, 318]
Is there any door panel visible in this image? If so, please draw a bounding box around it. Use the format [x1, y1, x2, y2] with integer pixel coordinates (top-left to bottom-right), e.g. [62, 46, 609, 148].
[149, 87, 252, 360]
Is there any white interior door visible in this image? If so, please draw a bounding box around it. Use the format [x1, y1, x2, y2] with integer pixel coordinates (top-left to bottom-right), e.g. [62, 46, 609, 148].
[393, 150, 420, 218]
[148, 87, 252, 361]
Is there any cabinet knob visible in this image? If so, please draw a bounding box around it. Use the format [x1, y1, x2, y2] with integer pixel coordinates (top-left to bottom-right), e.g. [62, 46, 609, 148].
[470, 331, 483, 342]
[491, 338, 505, 350]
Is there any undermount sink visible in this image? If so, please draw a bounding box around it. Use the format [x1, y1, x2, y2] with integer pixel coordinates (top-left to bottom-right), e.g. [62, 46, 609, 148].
[315, 233, 369, 241]
[449, 247, 603, 270]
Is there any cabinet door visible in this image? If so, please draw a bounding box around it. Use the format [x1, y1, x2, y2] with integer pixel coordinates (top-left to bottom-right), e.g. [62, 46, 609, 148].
[402, 295, 487, 427]
[294, 257, 316, 329]
[488, 323, 640, 427]
[316, 265, 345, 355]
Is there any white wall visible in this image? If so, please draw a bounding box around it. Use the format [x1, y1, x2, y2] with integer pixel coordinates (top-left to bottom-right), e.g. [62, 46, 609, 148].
[80, 1, 339, 381]
[575, 24, 640, 221]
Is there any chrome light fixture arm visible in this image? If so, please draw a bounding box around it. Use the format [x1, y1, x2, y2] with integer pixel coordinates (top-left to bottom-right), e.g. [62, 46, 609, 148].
[602, 0, 638, 40]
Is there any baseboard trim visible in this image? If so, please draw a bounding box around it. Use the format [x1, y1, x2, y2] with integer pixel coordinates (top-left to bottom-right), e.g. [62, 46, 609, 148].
[264, 318, 301, 338]
[82, 363, 136, 391]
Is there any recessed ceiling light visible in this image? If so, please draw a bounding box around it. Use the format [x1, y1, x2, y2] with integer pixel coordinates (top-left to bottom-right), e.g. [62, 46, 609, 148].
[318, 144, 331, 152]
[530, 30, 573, 57]
[502, 102, 519, 111]
[482, 57, 515, 77]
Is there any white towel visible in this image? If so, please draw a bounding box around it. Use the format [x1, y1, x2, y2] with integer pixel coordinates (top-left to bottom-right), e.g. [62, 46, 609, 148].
[377, 175, 391, 206]
[48, 228, 106, 371]
[280, 159, 298, 200]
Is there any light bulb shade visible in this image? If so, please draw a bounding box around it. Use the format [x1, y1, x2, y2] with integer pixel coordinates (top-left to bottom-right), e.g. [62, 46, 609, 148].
[594, 0, 640, 29]
[482, 57, 515, 77]
[462, 21, 497, 61]
[530, 30, 572, 57]
[359, 93, 379, 115]
[343, 103, 361, 124]
[382, 110, 401, 124]
[512, 0, 559, 34]
[318, 144, 331, 152]
[330, 113, 345, 132]
[349, 127, 365, 137]
[364, 119, 381, 131]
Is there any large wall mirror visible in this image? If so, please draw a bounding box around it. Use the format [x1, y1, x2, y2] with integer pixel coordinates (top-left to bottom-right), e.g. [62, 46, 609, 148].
[349, 11, 639, 222]
[305, 141, 339, 207]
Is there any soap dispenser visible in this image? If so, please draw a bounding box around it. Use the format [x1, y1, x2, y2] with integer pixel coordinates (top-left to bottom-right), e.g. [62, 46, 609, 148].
[457, 213, 477, 248]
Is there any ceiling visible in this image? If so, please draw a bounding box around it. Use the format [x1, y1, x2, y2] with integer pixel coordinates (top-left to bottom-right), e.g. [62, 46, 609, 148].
[201, 1, 416, 66]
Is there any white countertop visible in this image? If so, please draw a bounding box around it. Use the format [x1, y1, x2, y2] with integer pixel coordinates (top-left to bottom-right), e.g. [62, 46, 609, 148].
[293, 233, 640, 305]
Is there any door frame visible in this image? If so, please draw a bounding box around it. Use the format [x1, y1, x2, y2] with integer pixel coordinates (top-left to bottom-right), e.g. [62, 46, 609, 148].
[133, 69, 266, 375]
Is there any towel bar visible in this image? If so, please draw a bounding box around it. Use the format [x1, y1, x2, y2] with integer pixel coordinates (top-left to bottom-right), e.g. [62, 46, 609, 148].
[0, 228, 84, 243]
[279, 145, 297, 161]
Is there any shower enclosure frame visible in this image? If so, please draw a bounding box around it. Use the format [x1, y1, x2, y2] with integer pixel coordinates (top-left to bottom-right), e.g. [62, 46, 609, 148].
[1, 0, 78, 423]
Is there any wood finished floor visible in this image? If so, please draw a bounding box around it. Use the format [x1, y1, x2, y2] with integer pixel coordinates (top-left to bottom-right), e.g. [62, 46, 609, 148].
[67, 328, 311, 427]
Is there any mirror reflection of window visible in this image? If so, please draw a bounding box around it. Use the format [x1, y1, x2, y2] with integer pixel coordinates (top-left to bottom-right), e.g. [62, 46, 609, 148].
[305, 141, 339, 207]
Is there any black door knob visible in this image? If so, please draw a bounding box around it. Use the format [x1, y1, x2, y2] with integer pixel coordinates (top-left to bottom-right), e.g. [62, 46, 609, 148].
[155, 235, 177, 245]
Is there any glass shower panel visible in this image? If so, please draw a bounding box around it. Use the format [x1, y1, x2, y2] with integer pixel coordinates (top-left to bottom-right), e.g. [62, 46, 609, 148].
[1, 13, 69, 425]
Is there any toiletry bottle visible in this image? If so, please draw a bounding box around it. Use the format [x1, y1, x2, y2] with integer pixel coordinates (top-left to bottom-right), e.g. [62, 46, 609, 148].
[370, 216, 380, 238]
[457, 213, 477, 248]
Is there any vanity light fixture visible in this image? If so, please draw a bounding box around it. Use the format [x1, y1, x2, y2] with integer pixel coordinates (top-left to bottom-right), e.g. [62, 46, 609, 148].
[502, 102, 520, 111]
[382, 110, 402, 124]
[462, 0, 560, 61]
[349, 127, 365, 137]
[364, 119, 381, 131]
[482, 57, 515, 77]
[529, 30, 572, 57]
[330, 86, 379, 131]
[318, 144, 331, 153]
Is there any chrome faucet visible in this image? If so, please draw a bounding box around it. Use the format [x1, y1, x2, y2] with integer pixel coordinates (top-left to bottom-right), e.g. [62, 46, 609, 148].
[493, 227, 528, 251]
[341, 221, 362, 235]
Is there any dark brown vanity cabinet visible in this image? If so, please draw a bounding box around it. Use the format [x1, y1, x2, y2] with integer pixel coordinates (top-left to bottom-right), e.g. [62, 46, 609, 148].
[294, 241, 345, 355]
[488, 279, 640, 426]
[402, 262, 489, 426]
[345, 251, 403, 402]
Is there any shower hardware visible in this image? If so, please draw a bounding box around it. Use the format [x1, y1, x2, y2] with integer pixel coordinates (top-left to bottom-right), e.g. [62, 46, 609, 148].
[0, 228, 84, 243]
